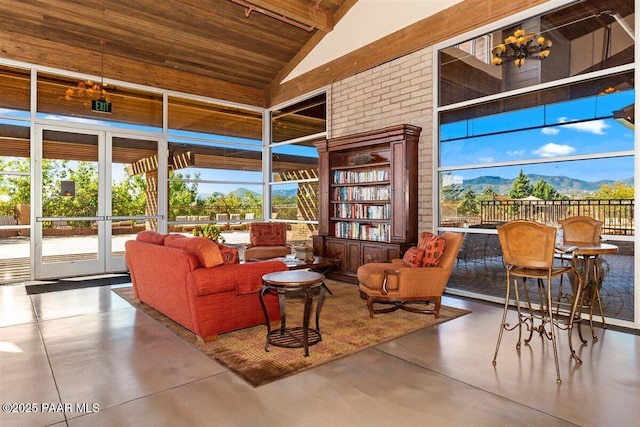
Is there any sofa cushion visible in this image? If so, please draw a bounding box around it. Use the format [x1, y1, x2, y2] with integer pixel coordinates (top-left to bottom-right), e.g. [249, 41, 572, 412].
[417, 232, 446, 267]
[249, 222, 286, 246]
[136, 230, 167, 245]
[164, 234, 224, 268]
[402, 246, 424, 268]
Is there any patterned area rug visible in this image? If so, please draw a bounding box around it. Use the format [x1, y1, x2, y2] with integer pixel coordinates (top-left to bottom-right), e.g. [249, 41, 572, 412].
[113, 281, 470, 387]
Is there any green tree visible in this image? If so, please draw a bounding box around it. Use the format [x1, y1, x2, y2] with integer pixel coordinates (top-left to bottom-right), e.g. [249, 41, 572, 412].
[480, 185, 497, 200]
[592, 181, 634, 199]
[239, 191, 262, 216]
[168, 171, 199, 218]
[112, 171, 146, 216]
[0, 158, 31, 216]
[509, 170, 533, 199]
[532, 179, 561, 200]
[459, 186, 479, 216]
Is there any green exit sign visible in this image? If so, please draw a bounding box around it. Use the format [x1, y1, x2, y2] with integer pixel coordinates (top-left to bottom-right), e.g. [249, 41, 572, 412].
[92, 99, 112, 113]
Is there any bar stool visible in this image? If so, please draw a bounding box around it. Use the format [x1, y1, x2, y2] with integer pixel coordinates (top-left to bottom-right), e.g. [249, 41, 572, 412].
[558, 216, 605, 339]
[493, 220, 575, 384]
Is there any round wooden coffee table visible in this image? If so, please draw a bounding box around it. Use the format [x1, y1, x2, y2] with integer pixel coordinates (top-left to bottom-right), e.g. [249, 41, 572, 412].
[259, 270, 328, 357]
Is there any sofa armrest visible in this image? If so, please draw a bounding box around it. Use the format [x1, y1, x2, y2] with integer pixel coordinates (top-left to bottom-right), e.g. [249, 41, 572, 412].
[233, 260, 288, 295]
[188, 260, 288, 297]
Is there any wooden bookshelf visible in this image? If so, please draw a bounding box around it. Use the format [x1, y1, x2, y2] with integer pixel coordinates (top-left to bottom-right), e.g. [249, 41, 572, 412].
[313, 124, 420, 283]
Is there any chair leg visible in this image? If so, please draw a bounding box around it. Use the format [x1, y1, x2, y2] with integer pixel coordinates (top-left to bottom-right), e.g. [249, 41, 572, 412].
[519, 278, 535, 345]
[592, 258, 606, 339]
[366, 295, 375, 318]
[544, 277, 562, 384]
[493, 272, 513, 365]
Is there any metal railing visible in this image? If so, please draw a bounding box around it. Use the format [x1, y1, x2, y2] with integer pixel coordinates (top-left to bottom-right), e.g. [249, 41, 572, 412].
[477, 199, 634, 235]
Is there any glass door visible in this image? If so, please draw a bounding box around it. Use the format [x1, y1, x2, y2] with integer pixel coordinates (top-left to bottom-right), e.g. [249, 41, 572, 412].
[34, 125, 161, 279]
[107, 133, 161, 272]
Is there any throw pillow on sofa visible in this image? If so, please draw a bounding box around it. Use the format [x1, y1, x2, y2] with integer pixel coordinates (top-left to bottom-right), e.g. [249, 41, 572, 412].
[164, 234, 224, 268]
[214, 242, 240, 264]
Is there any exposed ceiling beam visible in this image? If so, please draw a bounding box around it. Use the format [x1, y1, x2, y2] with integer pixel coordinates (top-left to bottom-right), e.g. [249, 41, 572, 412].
[229, 0, 334, 33]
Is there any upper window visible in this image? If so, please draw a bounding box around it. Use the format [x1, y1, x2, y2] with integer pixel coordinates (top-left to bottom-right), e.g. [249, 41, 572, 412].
[37, 72, 163, 131]
[439, 0, 634, 106]
[0, 65, 30, 117]
[441, 72, 635, 167]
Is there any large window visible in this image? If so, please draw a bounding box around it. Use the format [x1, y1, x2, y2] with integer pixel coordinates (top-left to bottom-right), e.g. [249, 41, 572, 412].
[436, 0, 635, 325]
[270, 92, 327, 245]
[167, 96, 264, 248]
[0, 65, 31, 282]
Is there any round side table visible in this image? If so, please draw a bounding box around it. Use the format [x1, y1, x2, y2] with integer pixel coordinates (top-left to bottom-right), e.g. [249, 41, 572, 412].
[259, 270, 327, 357]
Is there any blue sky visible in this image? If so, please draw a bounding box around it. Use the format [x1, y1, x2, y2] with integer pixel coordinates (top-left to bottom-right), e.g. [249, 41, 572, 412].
[440, 90, 635, 183]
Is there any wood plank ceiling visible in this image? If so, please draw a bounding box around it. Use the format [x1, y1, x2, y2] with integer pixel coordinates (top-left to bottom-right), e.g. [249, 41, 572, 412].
[0, 0, 353, 108]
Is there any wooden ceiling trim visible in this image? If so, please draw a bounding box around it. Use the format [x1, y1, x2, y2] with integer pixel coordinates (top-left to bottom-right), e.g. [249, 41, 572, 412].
[0, 35, 267, 107]
[0, 138, 30, 158]
[269, 0, 549, 105]
[25, 7, 285, 88]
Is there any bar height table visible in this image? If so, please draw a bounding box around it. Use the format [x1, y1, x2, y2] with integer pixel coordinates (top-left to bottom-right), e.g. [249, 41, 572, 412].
[558, 241, 619, 363]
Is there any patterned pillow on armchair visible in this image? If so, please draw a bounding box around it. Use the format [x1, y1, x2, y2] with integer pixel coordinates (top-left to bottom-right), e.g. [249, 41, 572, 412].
[402, 246, 425, 268]
[417, 231, 446, 267]
[249, 222, 287, 247]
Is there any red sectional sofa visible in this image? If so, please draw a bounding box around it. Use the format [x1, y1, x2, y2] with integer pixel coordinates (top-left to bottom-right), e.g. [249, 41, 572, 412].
[125, 231, 287, 342]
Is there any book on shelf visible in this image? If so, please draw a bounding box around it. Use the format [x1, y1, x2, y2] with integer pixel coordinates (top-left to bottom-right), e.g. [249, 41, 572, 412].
[334, 203, 390, 220]
[332, 185, 390, 201]
[333, 221, 390, 242]
[333, 169, 389, 184]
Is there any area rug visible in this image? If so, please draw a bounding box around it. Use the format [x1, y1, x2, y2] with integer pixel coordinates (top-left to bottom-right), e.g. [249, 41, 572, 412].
[113, 281, 470, 387]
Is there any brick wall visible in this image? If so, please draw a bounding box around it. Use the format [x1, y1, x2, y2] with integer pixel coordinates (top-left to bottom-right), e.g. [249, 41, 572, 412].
[329, 47, 435, 231]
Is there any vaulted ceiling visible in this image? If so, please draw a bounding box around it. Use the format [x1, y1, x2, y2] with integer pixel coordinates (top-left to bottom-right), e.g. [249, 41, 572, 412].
[1, 0, 631, 112]
[0, 0, 354, 107]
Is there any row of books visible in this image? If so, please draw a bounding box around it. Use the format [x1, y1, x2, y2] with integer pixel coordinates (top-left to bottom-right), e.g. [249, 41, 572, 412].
[333, 169, 389, 184]
[332, 185, 390, 201]
[333, 222, 391, 241]
[334, 203, 390, 219]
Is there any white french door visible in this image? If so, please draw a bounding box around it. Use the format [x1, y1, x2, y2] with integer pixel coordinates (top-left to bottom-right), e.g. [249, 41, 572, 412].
[34, 124, 161, 279]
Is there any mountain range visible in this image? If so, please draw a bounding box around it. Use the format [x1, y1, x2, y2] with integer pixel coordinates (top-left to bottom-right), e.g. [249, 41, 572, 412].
[462, 174, 634, 196]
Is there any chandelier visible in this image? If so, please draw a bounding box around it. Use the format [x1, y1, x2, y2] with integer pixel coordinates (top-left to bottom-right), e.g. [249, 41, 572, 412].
[491, 29, 552, 67]
[65, 40, 110, 102]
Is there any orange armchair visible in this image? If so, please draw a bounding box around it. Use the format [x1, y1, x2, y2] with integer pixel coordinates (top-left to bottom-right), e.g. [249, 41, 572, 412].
[357, 231, 463, 318]
[243, 222, 292, 261]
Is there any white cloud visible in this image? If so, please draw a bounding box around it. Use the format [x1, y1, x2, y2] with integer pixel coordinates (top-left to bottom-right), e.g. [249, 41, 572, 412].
[442, 174, 463, 186]
[557, 117, 609, 135]
[506, 149, 525, 156]
[478, 157, 494, 163]
[532, 143, 576, 158]
[541, 127, 559, 135]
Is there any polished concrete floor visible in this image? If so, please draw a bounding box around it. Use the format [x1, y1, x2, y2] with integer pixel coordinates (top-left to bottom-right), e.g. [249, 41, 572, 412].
[1, 282, 639, 427]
